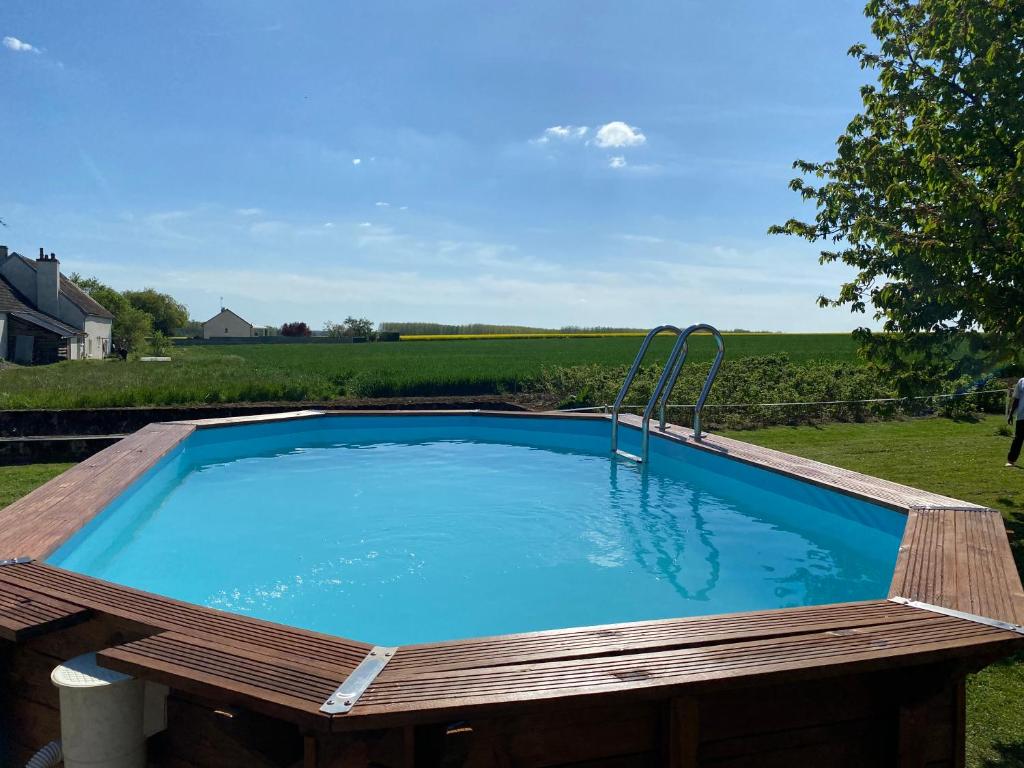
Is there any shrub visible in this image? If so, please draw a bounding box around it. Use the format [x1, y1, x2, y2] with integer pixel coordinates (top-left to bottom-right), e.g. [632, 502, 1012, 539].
[281, 322, 311, 337]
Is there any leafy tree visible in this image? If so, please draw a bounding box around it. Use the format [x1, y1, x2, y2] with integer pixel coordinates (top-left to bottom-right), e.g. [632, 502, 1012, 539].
[122, 288, 189, 336]
[323, 321, 347, 338]
[68, 274, 130, 319]
[344, 316, 375, 337]
[770, 0, 1024, 387]
[113, 305, 153, 354]
[281, 321, 311, 337]
[69, 274, 148, 354]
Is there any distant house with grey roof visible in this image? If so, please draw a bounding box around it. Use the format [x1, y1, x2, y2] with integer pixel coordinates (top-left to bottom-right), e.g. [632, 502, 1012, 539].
[0, 245, 114, 364]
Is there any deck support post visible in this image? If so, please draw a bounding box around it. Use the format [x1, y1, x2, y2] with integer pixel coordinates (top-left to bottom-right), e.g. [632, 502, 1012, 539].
[664, 696, 699, 768]
[304, 734, 318, 768]
[896, 666, 956, 768]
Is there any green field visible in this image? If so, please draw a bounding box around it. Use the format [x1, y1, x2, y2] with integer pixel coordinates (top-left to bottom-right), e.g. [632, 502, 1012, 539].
[0, 333, 860, 409]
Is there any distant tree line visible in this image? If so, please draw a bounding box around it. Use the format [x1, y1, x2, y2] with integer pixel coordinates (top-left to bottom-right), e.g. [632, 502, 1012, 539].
[378, 322, 648, 336]
[323, 317, 375, 338]
[69, 274, 188, 355]
[278, 317, 378, 339]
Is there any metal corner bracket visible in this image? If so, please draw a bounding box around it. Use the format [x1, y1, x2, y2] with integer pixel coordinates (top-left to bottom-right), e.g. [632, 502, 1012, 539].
[889, 596, 1024, 636]
[320, 645, 398, 715]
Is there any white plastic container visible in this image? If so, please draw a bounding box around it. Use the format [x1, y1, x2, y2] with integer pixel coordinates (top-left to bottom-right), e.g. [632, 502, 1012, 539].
[50, 653, 146, 768]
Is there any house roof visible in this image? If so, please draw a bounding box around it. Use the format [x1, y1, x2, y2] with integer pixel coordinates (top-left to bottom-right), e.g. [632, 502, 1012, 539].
[0, 268, 89, 335]
[8, 253, 115, 319]
[11, 310, 83, 337]
[60, 275, 114, 319]
[0, 272, 34, 314]
[0, 274, 82, 337]
[203, 307, 252, 327]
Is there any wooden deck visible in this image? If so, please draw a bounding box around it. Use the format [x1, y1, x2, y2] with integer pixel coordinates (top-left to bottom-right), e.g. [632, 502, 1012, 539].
[890, 507, 1024, 625]
[95, 598, 1021, 734]
[0, 556, 1019, 738]
[0, 576, 91, 641]
[0, 421, 194, 559]
[2, 409, 1022, 767]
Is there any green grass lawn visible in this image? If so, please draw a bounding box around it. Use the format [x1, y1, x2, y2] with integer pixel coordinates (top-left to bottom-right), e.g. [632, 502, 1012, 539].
[3, 413, 1016, 765]
[0, 463, 73, 509]
[722, 415, 1024, 768]
[0, 333, 858, 409]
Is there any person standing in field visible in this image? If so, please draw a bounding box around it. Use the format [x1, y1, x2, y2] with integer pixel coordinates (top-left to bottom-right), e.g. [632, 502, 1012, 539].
[1007, 376, 1024, 466]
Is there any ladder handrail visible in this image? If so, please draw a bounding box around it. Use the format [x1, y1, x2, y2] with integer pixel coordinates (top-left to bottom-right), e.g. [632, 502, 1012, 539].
[611, 323, 726, 462]
[657, 324, 725, 437]
[639, 331, 691, 460]
[689, 326, 726, 438]
[610, 324, 682, 453]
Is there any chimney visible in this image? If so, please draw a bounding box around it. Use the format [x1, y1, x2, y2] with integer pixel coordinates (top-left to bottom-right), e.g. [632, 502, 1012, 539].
[35, 247, 60, 317]
[0, 245, 8, 261]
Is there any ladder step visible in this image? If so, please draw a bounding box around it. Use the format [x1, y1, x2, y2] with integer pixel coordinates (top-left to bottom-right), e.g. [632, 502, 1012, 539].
[614, 449, 643, 463]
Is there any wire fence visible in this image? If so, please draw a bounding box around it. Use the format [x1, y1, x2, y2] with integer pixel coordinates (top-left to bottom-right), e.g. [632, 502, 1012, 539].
[558, 388, 1010, 428]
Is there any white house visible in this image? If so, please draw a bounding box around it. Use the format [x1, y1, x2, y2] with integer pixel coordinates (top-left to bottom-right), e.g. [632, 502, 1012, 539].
[0, 245, 113, 364]
[202, 307, 253, 339]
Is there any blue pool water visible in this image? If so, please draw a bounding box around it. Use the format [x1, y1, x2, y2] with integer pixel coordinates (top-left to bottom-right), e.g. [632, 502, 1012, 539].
[49, 416, 905, 644]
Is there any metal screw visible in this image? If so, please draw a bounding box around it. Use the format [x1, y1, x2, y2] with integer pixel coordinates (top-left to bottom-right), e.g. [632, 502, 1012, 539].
[344, 699, 352, 706]
[327, 699, 334, 705]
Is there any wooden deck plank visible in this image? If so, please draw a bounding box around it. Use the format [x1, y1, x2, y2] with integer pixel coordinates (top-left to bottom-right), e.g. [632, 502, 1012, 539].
[0, 580, 91, 641]
[171, 409, 325, 428]
[0, 563, 371, 673]
[343, 612, 1020, 729]
[388, 601, 930, 674]
[0, 423, 194, 560]
[889, 508, 1024, 625]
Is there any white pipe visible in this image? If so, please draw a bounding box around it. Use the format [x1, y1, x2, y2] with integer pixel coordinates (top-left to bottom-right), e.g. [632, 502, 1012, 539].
[24, 740, 62, 768]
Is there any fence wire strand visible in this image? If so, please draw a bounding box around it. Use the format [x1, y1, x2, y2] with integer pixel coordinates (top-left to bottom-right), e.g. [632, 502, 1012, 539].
[558, 388, 1008, 413]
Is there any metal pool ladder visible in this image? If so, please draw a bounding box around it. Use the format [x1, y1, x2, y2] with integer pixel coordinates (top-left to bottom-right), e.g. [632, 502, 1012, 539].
[610, 323, 726, 463]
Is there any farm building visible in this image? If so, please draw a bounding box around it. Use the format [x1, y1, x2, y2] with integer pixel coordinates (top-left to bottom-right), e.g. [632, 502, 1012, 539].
[202, 307, 253, 338]
[0, 245, 113, 364]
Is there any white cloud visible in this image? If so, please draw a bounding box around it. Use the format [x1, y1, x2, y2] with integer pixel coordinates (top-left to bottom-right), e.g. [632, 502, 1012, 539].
[609, 156, 627, 169]
[594, 121, 646, 148]
[374, 201, 390, 207]
[323, 222, 334, 228]
[236, 207, 263, 217]
[352, 158, 362, 166]
[359, 221, 372, 227]
[3, 36, 40, 53]
[534, 125, 588, 144]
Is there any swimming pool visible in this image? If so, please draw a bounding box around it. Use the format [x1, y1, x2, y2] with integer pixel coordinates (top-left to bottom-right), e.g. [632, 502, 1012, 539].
[49, 414, 905, 645]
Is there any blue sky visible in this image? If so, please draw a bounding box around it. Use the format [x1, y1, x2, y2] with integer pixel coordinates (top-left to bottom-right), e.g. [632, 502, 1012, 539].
[2, 1, 875, 330]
